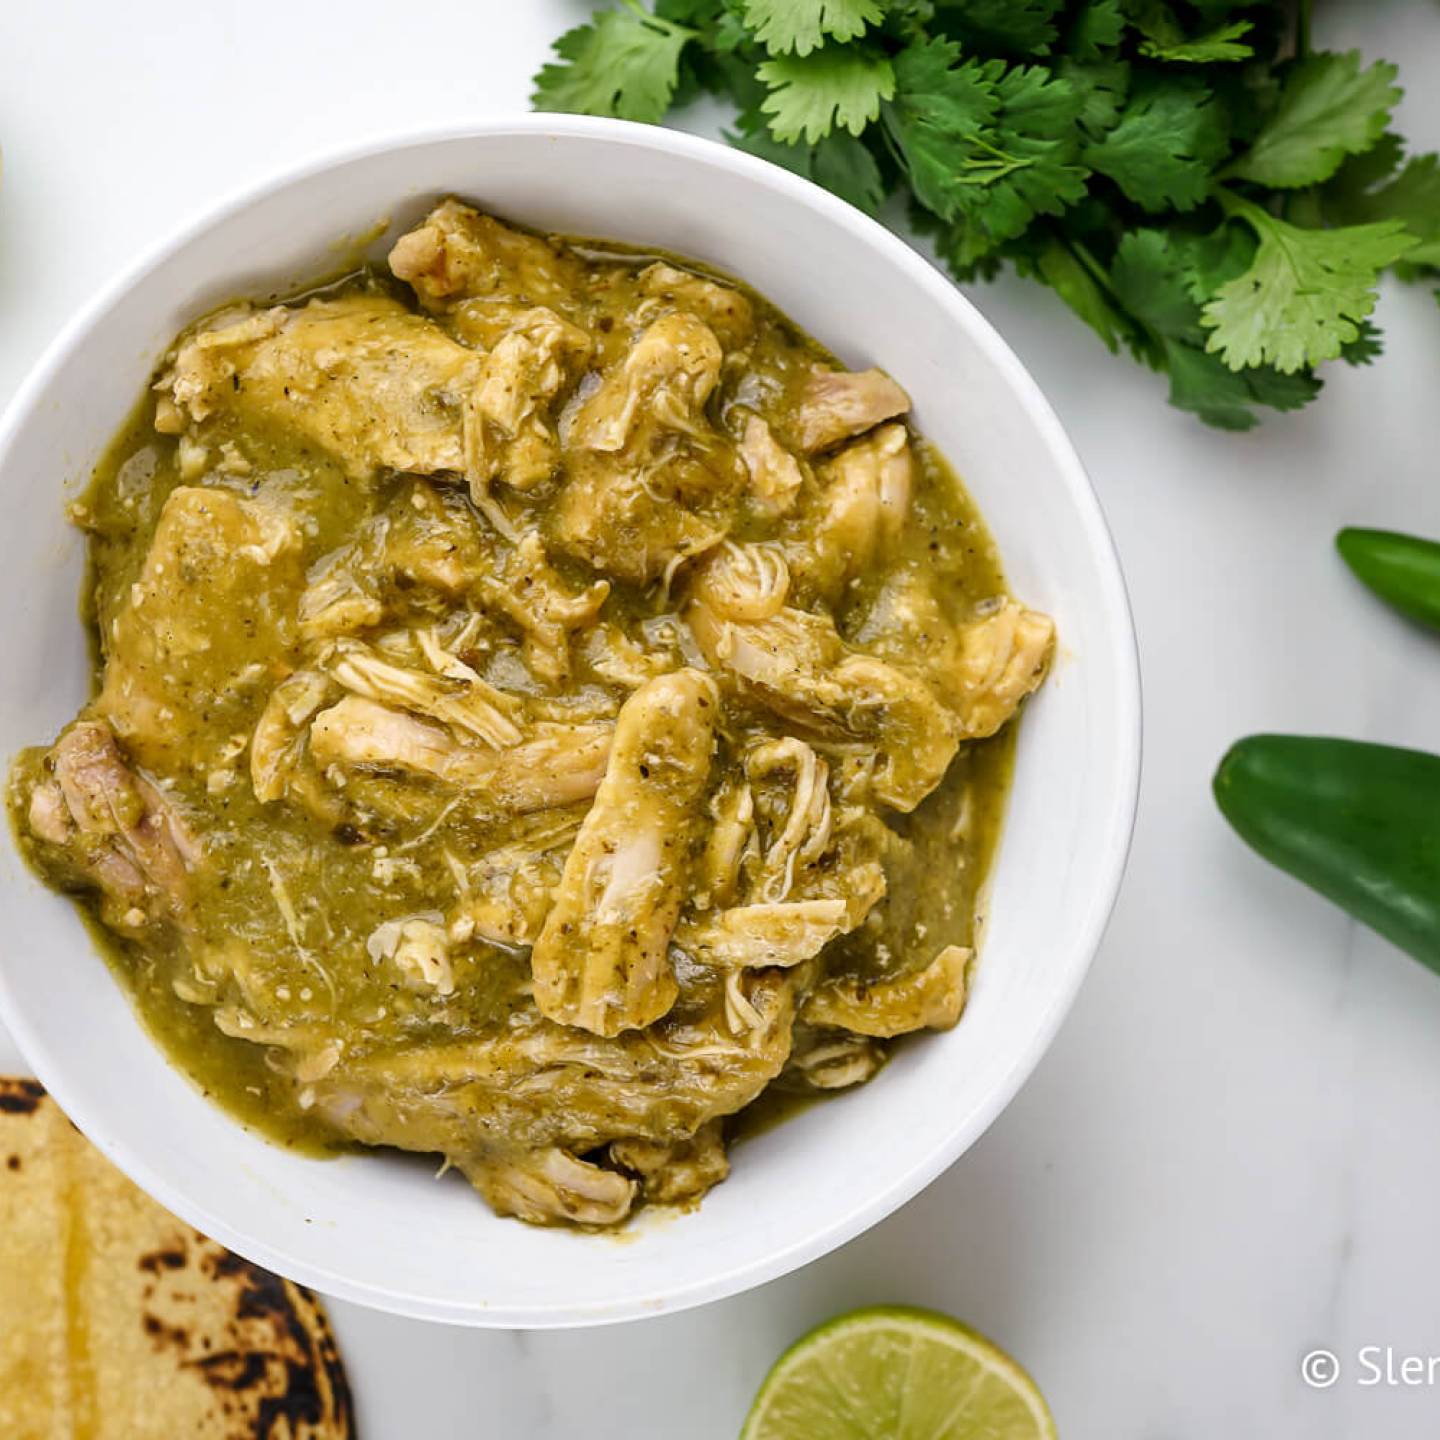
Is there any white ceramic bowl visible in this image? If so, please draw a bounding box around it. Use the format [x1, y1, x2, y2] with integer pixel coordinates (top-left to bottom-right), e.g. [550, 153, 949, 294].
[0, 117, 1139, 1327]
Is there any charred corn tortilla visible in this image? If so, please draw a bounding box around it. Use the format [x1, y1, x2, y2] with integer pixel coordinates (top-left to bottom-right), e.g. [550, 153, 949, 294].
[0, 1078, 353, 1439]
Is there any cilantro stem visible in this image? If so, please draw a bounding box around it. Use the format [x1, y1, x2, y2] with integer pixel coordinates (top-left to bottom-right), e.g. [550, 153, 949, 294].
[1296, 0, 1313, 59]
[1064, 236, 1119, 303]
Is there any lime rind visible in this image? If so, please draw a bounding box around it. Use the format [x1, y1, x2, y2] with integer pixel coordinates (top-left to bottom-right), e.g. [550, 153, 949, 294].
[740, 1305, 1057, 1440]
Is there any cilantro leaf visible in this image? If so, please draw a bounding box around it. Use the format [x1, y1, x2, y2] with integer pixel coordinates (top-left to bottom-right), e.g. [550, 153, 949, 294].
[1110, 227, 1203, 348]
[655, 0, 725, 20]
[742, 0, 885, 56]
[1066, 0, 1126, 61]
[1324, 131, 1405, 202]
[1228, 50, 1401, 189]
[1084, 74, 1229, 211]
[885, 45, 1087, 263]
[758, 45, 896, 142]
[1328, 152, 1440, 269]
[532, 3, 695, 122]
[1166, 346, 1320, 430]
[1060, 56, 1130, 139]
[1110, 228, 1320, 429]
[1145, 22, 1252, 65]
[1125, 2, 1254, 63]
[731, 111, 887, 212]
[1202, 195, 1417, 372]
[1339, 320, 1384, 366]
[812, 130, 888, 211]
[932, 0, 1065, 57]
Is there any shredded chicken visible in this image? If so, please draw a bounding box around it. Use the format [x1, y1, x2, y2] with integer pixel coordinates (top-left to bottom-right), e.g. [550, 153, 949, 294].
[250, 671, 337, 805]
[947, 602, 1057, 738]
[679, 899, 849, 968]
[637, 263, 754, 350]
[322, 638, 525, 748]
[787, 1031, 885, 1090]
[802, 945, 971, 1037]
[310, 696, 612, 811]
[686, 595, 960, 812]
[531, 670, 718, 1036]
[470, 1147, 637, 1227]
[474, 531, 610, 684]
[793, 366, 911, 453]
[26, 721, 199, 933]
[740, 412, 805, 518]
[159, 294, 487, 482]
[365, 913, 454, 996]
[689, 542, 791, 623]
[551, 314, 740, 582]
[466, 306, 592, 499]
[611, 1120, 730, 1205]
[789, 423, 914, 603]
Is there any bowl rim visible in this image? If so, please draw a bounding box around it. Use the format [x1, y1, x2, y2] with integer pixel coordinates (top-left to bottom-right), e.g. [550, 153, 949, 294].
[0, 114, 1142, 1327]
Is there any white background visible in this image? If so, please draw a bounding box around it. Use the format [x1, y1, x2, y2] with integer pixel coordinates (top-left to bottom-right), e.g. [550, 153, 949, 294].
[1, 3, 1438, 1435]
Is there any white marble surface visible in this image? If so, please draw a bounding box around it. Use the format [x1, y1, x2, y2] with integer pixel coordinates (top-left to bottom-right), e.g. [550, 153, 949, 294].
[1, 3, 1438, 1434]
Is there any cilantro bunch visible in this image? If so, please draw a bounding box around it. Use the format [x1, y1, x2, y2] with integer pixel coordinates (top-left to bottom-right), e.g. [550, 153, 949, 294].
[532, 1, 1439, 430]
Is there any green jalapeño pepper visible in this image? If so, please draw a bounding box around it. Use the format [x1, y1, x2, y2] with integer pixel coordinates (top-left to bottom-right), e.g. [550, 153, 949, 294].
[1214, 736, 1440, 975]
[1337, 527, 1440, 631]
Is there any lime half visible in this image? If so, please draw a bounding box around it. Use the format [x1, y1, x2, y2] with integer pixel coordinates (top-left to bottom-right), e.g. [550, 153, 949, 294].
[740, 1306, 1057, 1440]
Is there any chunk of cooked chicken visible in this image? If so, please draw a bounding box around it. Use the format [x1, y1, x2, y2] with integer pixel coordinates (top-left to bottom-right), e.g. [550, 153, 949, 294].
[531, 670, 718, 1037]
[946, 602, 1056, 738]
[321, 638, 524, 748]
[637, 263, 755, 350]
[159, 295, 484, 482]
[689, 542, 791, 623]
[312, 969, 796, 1159]
[388, 199, 585, 312]
[250, 671, 337, 805]
[852, 581, 1054, 737]
[676, 736, 884, 966]
[579, 622, 678, 690]
[793, 367, 910, 454]
[382, 479, 489, 597]
[686, 590, 959, 812]
[302, 484, 607, 685]
[365, 913, 455, 995]
[468, 1146, 637, 1227]
[551, 314, 741, 582]
[740, 412, 804, 518]
[678, 898, 850, 968]
[97, 486, 305, 773]
[21, 721, 199, 934]
[692, 775, 757, 911]
[297, 550, 385, 641]
[466, 307, 592, 499]
[788, 424, 914, 604]
[473, 531, 610, 684]
[571, 312, 722, 453]
[785, 1029, 885, 1090]
[610, 1119, 729, 1205]
[746, 736, 834, 900]
[297, 484, 488, 642]
[449, 831, 573, 949]
[309, 696, 612, 812]
[803, 944, 971, 1036]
